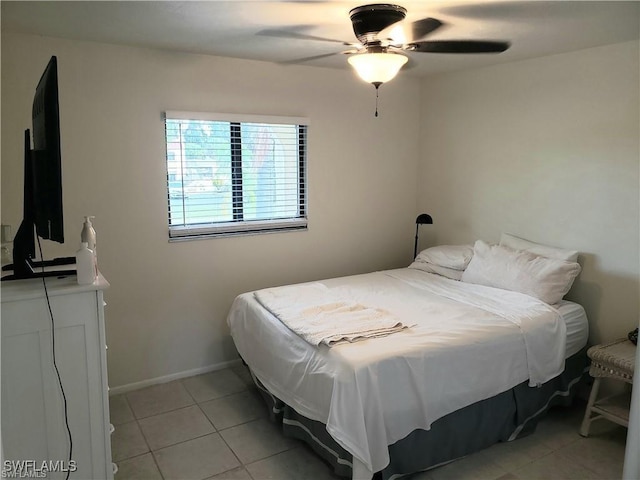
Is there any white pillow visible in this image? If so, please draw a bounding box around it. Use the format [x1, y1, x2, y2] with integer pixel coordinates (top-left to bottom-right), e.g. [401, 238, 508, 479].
[409, 261, 463, 281]
[461, 240, 581, 304]
[415, 245, 474, 271]
[500, 233, 579, 262]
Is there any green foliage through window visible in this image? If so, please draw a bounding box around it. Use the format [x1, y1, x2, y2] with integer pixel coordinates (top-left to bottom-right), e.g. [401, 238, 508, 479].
[164, 114, 308, 238]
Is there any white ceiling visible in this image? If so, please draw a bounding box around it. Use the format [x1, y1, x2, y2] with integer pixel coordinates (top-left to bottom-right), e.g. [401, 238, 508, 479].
[2, 1, 639, 77]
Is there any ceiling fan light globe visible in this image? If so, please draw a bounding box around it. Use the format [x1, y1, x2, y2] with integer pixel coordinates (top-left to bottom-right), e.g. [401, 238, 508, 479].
[348, 52, 408, 85]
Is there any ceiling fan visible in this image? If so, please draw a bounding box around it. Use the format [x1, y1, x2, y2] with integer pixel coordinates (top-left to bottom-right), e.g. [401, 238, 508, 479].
[261, 3, 510, 90]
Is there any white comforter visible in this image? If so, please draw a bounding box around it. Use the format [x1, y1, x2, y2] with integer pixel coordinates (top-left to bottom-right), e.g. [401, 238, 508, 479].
[227, 268, 567, 477]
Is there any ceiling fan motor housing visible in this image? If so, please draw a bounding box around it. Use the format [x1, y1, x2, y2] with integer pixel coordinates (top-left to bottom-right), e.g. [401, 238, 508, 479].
[349, 4, 407, 44]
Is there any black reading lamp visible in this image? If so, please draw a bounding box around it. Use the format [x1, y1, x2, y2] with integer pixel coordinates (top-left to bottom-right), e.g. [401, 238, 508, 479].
[413, 213, 433, 259]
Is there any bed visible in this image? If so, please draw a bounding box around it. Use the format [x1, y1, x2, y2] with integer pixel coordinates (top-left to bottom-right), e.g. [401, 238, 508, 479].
[227, 237, 589, 480]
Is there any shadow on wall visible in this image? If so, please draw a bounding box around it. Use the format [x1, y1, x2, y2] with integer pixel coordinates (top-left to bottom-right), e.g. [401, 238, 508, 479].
[567, 252, 639, 344]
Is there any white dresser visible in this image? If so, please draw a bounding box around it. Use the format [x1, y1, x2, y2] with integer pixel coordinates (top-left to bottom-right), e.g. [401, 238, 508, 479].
[1, 273, 113, 479]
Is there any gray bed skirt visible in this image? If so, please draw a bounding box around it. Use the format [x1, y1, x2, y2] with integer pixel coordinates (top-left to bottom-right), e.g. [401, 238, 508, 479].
[248, 347, 589, 480]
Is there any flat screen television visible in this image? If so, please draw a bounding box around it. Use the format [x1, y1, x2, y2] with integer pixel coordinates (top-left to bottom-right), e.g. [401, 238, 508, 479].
[3, 55, 73, 281]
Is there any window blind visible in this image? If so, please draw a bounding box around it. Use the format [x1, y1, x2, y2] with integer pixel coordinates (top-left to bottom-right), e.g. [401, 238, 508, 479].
[164, 112, 308, 239]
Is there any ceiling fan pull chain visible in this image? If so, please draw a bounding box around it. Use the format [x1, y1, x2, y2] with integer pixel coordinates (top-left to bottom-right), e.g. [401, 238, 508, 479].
[375, 88, 379, 117]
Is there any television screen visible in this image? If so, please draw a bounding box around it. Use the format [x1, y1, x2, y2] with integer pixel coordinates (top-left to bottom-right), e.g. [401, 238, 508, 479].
[32, 55, 64, 243]
[2, 55, 69, 280]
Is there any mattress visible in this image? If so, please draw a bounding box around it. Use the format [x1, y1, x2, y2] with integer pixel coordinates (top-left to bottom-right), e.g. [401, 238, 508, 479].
[227, 268, 588, 477]
[555, 300, 589, 357]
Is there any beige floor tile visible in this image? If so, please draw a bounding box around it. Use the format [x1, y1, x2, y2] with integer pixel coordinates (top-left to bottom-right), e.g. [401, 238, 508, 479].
[428, 450, 508, 480]
[556, 426, 627, 479]
[220, 418, 299, 464]
[409, 459, 528, 480]
[112, 375, 629, 480]
[245, 446, 339, 480]
[126, 380, 195, 419]
[114, 452, 162, 480]
[405, 466, 437, 480]
[511, 451, 602, 480]
[109, 394, 135, 426]
[200, 389, 267, 430]
[139, 405, 215, 450]
[207, 466, 253, 480]
[533, 408, 584, 450]
[230, 364, 255, 388]
[182, 369, 247, 403]
[581, 415, 627, 437]
[111, 421, 150, 462]
[482, 434, 553, 471]
[154, 433, 240, 480]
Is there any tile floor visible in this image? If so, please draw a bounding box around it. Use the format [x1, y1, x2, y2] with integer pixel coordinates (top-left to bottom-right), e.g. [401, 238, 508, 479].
[110, 365, 628, 480]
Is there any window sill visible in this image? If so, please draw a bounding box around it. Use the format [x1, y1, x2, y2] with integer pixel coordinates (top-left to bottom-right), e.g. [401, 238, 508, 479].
[168, 219, 308, 242]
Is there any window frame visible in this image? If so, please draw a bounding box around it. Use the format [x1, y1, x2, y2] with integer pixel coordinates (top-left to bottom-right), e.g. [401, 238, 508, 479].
[164, 111, 309, 240]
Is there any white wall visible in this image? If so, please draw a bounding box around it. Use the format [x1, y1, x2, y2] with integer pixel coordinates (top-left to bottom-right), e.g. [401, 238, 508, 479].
[1, 33, 421, 388]
[418, 41, 640, 344]
[4, 32, 637, 389]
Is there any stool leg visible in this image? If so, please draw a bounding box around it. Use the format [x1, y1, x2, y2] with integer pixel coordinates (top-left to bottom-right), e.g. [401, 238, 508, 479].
[580, 377, 601, 437]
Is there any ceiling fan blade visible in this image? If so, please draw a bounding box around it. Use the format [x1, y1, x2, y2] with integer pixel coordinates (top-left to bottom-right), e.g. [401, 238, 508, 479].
[408, 40, 510, 54]
[257, 28, 351, 45]
[378, 17, 444, 44]
[279, 51, 342, 65]
[410, 17, 445, 41]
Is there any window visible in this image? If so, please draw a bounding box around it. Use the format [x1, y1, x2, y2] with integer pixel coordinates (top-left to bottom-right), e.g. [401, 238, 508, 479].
[164, 111, 308, 239]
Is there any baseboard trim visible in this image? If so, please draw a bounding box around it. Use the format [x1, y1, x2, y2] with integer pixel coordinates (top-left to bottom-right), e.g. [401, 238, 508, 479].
[108, 358, 243, 396]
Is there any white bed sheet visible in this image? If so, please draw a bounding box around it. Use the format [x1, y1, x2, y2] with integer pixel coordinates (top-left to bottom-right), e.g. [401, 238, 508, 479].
[227, 268, 588, 477]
